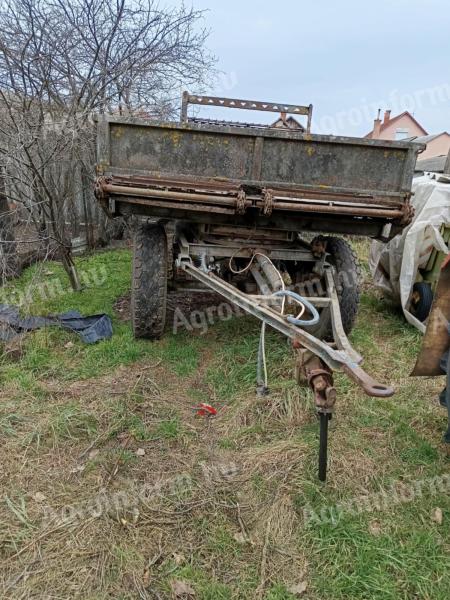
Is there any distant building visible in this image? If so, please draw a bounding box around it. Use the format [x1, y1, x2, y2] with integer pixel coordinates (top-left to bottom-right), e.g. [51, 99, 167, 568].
[365, 109, 427, 141]
[405, 132, 450, 161]
[366, 109, 449, 162]
[271, 114, 305, 131]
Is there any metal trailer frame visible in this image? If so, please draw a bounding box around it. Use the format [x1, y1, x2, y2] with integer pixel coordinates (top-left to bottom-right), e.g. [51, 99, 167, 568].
[94, 93, 422, 481]
[174, 237, 393, 481]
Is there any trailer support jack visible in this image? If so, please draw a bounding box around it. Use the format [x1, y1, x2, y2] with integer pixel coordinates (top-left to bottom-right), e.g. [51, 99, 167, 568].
[295, 350, 336, 481]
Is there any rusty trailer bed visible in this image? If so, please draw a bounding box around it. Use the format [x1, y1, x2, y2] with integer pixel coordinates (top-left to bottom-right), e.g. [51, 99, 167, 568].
[95, 112, 424, 238]
[93, 96, 420, 480]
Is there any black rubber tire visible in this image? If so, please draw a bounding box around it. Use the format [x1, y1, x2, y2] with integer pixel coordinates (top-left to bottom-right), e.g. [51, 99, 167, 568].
[131, 223, 168, 339]
[410, 281, 433, 322]
[308, 237, 361, 341]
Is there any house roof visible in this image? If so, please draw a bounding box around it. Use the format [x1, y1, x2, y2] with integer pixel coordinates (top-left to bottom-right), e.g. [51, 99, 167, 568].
[365, 111, 428, 138]
[414, 154, 448, 173]
[404, 132, 449, 144]
[271, 115, 304, 130]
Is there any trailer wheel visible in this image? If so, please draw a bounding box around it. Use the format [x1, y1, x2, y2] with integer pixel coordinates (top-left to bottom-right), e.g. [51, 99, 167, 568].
[131, 223, 167, 339]
[309, 237, 361, 341]
[410, 281, 433, 322]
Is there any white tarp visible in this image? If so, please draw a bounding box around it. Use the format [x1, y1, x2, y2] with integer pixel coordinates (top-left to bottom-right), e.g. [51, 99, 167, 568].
[369, 173, 450, 332]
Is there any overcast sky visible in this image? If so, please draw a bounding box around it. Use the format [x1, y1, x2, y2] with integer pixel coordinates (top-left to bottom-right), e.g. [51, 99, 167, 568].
[190, 0, 450, 137]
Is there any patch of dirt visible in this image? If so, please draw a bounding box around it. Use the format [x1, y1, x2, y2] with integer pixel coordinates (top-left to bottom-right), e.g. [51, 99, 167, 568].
[113, 294, 131, 322]
[114, 288, 230, 330]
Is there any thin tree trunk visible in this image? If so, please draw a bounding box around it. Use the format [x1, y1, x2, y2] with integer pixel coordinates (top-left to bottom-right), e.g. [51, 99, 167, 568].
[0, 171, 19, 283]
[61, 246, 82, 291]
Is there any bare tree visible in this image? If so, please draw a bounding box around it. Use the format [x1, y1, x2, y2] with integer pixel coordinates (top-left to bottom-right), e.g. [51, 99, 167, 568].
[0, 169, 19, 283]
[0, 0, 214, 289]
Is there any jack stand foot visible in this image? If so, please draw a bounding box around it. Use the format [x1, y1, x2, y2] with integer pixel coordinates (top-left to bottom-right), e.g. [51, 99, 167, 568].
[256, 385, 270, 396]
[318, 412, 332, 482]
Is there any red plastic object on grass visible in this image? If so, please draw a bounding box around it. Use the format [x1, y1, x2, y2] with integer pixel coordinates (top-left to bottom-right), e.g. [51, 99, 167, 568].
[193, 403, 217, 417]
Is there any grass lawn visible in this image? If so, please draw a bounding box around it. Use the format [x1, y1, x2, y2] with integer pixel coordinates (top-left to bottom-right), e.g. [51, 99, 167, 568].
[0, 242, 449, 599]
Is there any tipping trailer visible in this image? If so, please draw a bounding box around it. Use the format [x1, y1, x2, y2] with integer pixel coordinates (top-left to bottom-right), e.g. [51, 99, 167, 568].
[95, 93, 424, 480]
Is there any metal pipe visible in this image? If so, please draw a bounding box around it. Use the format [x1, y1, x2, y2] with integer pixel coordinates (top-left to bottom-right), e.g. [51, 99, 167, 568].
[110, 174, 240, 193]
[266, 187, 403, 207]
[102, 183, 246, 206]
[266, 200, 404, 219]
[105, 183, 404, 220]
[115, 195, 234, 214]
[101, 169, 408, 200]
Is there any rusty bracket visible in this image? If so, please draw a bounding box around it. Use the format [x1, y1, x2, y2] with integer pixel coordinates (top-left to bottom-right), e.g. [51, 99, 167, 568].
[93, 176, 110, 202]
[295, 350, 336, 413]
[236, 189, 247, 215]
[262, 189, 274, 216]
[395, 200, 415, 226]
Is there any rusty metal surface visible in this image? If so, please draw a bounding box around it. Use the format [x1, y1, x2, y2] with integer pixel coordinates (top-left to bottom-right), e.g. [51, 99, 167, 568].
[98, 117, 422, 197]
[114, 197, 404, 238]
[103, 169, 411, 201]
[412, 262, 450, 376]
[112, 195, 235, 215]
[183, 243, 314, 262]
[204, 225, 295, 242]
[295, 350, 336, 411]
[96, 177, 408, 223]
[95, 107, 424, 238]
[257, 198, 405, 220]
[101, 183, 247, 208]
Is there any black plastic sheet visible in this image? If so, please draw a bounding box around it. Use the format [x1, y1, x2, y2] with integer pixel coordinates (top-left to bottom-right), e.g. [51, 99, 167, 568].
[0, 304, 113, 344]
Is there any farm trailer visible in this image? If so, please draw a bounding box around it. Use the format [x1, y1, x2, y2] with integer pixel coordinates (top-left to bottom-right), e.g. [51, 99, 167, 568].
[95, 93, 424, 480]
